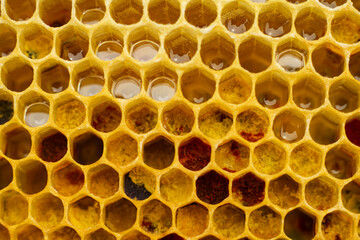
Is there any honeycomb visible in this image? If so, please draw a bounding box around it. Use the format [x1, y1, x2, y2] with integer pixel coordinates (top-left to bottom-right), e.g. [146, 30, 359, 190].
[0, 0, 360, 239]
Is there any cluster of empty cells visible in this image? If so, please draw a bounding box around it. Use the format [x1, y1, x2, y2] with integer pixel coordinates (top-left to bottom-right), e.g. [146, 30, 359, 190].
[1, 0, 360, 239]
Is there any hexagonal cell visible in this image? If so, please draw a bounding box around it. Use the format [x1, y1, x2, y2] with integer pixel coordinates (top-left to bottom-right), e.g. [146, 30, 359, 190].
[273, 110, 306, 143]
[143, 136, 174, 170]
[312, 43, 344, 78]
[309, 111, 341, 145]
[31, 193, 64, 228]
[38, 60, 70, 94]
[85, 228, 116, 240]
[73, 62, 104, 97]
[258, 4, 292, 37]
[75, 0, 106, 25]
[140, 199, 172, 234]
[68, 196, 100, 229]
[0, 91, 13, 125]
[39, 0, 72, 27]
[122, 230, 150, 240]
[254, 141, 286, 175]
[0, 159, 12, 190]
[0, 190, 28, 225]
[110, 0, 143, 25]
[51, 161, 84, 196]
[346, 116, 360, 147]
[1, 125, 31, 159]
[5, 0, 35, 21]
[305, 176, 338, 210]
[15, 225, 44, 240]
[72, 132, 103, 165]
[185, 0, 217, 28]
[20, 24, 53, 59]
[292, 75, 326, 110]
[37, 129, 67, 162]
[236, 108, 269, 142]
[213, 204, 245, 238]
[295, 8, 326, 41]
[178, 137, 211, 171]
[124, 166, 156, 200]
[322, 211, 353, 239]
[48, 226, 81, 240]
[256, 72, 289, 109]
[90, 101, 121, 132]
[162, 103, 195, 135]
[88, 164, 119, 198]
[16, 160, 47, 195]
[331, 14, 360, 44]
[0, 23, 16, 57]
[290, 143, 322, 177]
[221, 1, 254, 34]
[269, 175, 301, 209]
[92, 26, 123, 61]
[196, 170, 229, 205]
[232, 172, 265, 206]
[238, 37, 272, 73]
[159, 233, 184, 240]
[342, 179, 360, 213]
[200, 33, 235, 71]
[215, 140, 249, 173]
[284, 208, 316, 240]
[276, 39, 308, 72]
[219, 69, 252, 105]
[325, 145, 358, 179]
[164, 28, 197, 64]
[105, 198, 137, 232]
[319, 0, 346, 8]
[128, 26, 160, 62]
[55, 97, 86, 130]
[0, 224, 9, 240]
[329, 79, 359, 113]
[198, 106, 233, 139]
[148, 0, 180, 24]
[248, 206, 282, 239]
[160, 169, 192, 203]
[18, 92, 50, 128]
[1, 57, 33, 92]
[176, 203, 209, 237]
[181, 69, 215, 104]
[107, 133, 138, 166]
[56, 26, 89, 61]
[126, 101, 158, 134]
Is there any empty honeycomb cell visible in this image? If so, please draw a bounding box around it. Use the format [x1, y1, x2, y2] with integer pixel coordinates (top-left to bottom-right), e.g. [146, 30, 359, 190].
[342, 179, 360, 213]
[140, 199, 172, 234]
[31, 193, 64, 228]
[213, 204, 245, 238]
[0, 159, 12, 190]
[160, 169, 193, 203]
[110, 0, 143, 25]
[254, 141, 286, 175]
[57, 26, 89, 61]
[160, 233, 184, 240]
[215, 140, 250, 173]
[1, 57, 33, 92]
[258, 4, 292, 37]
[322, 210, 353, 240]
[232, 172, 265, 206]
[74, 62, 104, 97]
[176, 203, 209, 237]
[309, 111, 341, 145]
[0, 23, 16, 57]
[284, 208, 316, 240]
[48, 226, 81, 240]
[305, 176, 338, 210]
[238, 37, 272, 73]
[55, 98, 86, 129]
[15, 225, 44, 240]
[273, 110, 306, 143]
[20, 24, 53, 59]
[109, 63, 142, 99]
[178, 137, 211, 171]
[292, 75, 326, 110]
[5, 0, 35, 21]
[346, 115, 360, 147]
[221, 1, 254, 34]
[90, 101, 121, 132]
[148, 0, 180, 24]
[0, 190, 28, 225]
[185, 0, 217, 28]
[198, 106, 233, 139]
[107, 133, 138, 166]
[39, 61, 70, 94]
[331, 14, 360, 44]
[290, 143, 322, 177]
[122, 231, 150, 240]
[164, 28, 197, 64]
[16, 160, 47, 194]
[92, 27, 123, 61]
[0, 92, 13, 125]
[88, 164, 119, 198]
[219, 70, 252, 105]
[75, 0, 106, 25]
[37, 129, 67, 163]
[72, 132, 103, 165]
[124, 166, 156, 200]
[19, 92, 50, 128]
[39, 0, 72, 27]
[319, 0, 346, 8]
[276, 39, 308, 72]
[200, 33, 235, 71]
[0, 224, 9, 240]
[162, 103, 195, 135]
[329, 79, 359, 113]
[256, 72, 289, 109]
[105, 198, 137, 232]
[68, 196, 100, 229]
[52, 161, 84, 196]
[269, 175, 301, 209]
[1, 125, 31, 159]
[325, 145, 358, 179]
[295, 8, 327, 41]
[196, 170, 229, 205]
[312, 43, 344, 78]
[143, 136, 174, 170]
[85, 228, 116, 240]
[235, 108, 269, 142]
[126, 101, 158, 134]
[248, 206, 282, 239]
[349, 50, 360, 80]
[128, 26, 160, 62]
